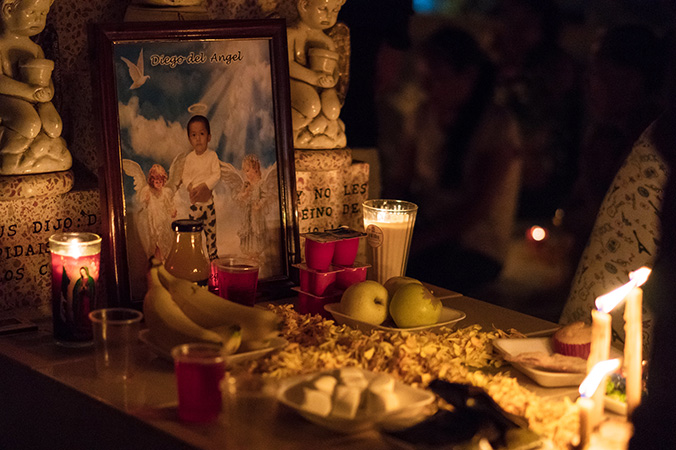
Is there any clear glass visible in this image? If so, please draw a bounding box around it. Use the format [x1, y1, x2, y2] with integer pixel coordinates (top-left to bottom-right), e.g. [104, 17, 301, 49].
[89, 308, 143, 380]
[49, 232, 102, 346]
[164, 226, 210, 286]
[363, 200, 418, 284]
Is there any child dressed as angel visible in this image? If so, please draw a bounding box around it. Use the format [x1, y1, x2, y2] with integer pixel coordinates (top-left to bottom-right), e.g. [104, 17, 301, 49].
[181, 115, 221, 260]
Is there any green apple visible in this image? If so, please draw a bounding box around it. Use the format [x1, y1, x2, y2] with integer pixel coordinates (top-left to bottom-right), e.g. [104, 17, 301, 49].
[340, 280, 389, 325]
[383, 276, 423, 300]
[389, 283, 442, 328]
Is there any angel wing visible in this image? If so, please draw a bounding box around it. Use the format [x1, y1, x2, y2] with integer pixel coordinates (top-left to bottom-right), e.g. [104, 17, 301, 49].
[122, 159, 148, 193]
[328, 22, 350, 104]
[167, 151, 188, 193]
[219, 161, 246, 193]
[261, 162, 279, 198]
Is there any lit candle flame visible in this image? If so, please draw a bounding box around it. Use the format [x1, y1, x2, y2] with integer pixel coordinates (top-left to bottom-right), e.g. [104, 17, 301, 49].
[595, 267, 651, 313]
[67, 238, 83, 259]
[529, 226, 547, 242]
[579, 358, 621, 398]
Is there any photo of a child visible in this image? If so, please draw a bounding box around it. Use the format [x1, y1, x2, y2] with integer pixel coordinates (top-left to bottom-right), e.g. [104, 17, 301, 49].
[181, 115, 221, 260]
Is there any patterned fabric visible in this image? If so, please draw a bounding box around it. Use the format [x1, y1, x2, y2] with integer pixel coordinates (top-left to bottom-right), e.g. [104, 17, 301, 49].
[189, 199, 217, 260]
[560, 122, 669, 352]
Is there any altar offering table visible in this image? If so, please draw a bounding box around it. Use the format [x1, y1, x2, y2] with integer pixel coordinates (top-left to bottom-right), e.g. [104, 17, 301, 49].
[0, 287, 617, 450]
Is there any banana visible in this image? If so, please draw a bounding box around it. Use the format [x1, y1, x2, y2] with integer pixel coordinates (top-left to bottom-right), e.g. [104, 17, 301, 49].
[157, 263, 282, 344]
[143, 264, 224, 355]
[210, 324, 242, 355]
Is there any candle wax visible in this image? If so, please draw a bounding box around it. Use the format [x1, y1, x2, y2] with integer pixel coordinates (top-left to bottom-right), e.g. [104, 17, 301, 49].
[624, 287, 643, 416]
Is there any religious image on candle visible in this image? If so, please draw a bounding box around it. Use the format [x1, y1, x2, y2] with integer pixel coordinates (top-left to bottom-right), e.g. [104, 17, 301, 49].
[49, 232, 102, 345]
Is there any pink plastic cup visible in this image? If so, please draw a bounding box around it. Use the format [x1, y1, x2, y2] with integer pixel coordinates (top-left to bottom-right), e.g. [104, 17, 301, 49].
[332, 237, 360, 266]
[293, 287, 341, 318]
[172, 343, 226, 423]
[295, 263, 340, 296]
[212, 255, 259, 306]
[304, 238, 336, 271]
[336, 262, 371, 289]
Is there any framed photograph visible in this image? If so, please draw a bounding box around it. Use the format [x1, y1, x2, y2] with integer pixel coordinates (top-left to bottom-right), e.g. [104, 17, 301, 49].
[91, 19, 299, 306]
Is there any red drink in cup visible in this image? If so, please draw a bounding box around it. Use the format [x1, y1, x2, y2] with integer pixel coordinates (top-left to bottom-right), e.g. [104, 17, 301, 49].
[172, 343, 226, 423]
[212, 255, 259, 306]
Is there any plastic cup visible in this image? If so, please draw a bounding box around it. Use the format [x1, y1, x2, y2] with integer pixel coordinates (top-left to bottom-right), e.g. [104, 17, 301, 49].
[363, 200, 418, 284]
[89, 308, 143, 380]
[172, 343, 226, 423]
[332, 237, 360, 266]
[304, 238, 336, 271]
[212, 255, 259, 306]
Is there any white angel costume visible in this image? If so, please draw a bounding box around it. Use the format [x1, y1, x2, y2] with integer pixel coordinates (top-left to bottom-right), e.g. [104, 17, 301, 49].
[220, 160, 278, 260]
[122, 157, 184, 260]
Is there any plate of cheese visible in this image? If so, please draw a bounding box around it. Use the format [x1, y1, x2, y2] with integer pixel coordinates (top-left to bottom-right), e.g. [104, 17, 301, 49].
[276, 367, 435, 433]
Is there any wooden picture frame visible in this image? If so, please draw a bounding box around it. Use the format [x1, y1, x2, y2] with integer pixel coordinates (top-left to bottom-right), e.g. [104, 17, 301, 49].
[90, 19, 299, 306]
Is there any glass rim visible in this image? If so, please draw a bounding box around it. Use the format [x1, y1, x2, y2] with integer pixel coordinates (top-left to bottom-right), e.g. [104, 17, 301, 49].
[171, 342, 226, 364]
[363, 199, 418, 212]
[49, 232, 102, 246]
[88, 308, 143, 325]
[212, 254, 259, 272]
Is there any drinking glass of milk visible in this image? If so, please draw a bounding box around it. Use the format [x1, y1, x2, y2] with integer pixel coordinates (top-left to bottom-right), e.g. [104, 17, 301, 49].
[362, 200, 418, 284]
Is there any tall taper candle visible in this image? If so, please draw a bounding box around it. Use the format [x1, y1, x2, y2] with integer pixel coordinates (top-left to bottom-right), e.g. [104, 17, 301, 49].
[589, 309, 611, 427]
[577, 396, 594, 449]
[624, 286, 643, 416]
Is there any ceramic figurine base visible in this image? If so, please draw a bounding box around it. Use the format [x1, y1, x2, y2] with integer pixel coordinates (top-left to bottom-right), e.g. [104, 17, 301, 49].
[0, 170, 74, 201]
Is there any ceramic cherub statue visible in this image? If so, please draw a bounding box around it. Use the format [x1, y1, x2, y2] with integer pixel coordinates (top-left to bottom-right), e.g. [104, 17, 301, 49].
[287, 0, 348, 149]
[0, 0, 71, 175]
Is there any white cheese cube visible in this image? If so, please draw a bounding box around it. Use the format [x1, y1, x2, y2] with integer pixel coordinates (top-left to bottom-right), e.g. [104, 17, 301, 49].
[367, 374, 395, 393]
[311, 375, 338, 395]
[300, 387, 332, 417]
[364, 381, 400, 415]
[330, 384, 362, 419]
[338, 367, 368, 390]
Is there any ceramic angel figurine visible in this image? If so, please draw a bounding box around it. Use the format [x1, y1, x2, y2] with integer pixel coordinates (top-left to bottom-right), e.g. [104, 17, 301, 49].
[287, 0, 348, 149]
[0, 0, 71, 175]
[220, 155, 278, 259]
[122, 158, 183, 261]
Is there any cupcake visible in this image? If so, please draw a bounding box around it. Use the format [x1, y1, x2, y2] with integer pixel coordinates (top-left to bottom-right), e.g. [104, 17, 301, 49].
[551, 321, 592, 359]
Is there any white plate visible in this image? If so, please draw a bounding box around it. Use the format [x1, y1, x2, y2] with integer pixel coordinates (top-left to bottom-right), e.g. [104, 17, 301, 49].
[323, 303, 466, 333]
[604, 395, 627, 416]
[493, 337, 622, 388]
[277, 368, 435, 433]
[139, 329, 287, 364]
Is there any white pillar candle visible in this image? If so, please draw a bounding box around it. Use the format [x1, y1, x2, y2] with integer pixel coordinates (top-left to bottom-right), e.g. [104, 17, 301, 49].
[624, 286, 643, 416]
[588, 309, 611, 427]
[577, 396, 594, 449]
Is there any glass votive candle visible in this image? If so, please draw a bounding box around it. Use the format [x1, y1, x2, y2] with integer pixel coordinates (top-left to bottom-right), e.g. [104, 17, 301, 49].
[49, 232, 102, 346]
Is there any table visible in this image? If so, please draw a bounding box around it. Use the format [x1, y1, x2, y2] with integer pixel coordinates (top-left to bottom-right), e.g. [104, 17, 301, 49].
[0, 287, 601, 449]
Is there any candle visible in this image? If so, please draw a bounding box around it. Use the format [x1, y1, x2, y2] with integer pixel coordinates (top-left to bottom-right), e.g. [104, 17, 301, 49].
[591, 267, 650, 421]
[624, 270, 647, 416]
[588, 310, 612, 428]
[576, 396, 594, 449]
[578, 359, 622, 448]
[49, 232, 102, 346]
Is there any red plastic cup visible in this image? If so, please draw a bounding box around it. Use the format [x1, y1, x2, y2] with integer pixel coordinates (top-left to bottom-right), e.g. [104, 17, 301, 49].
[172, 343, 226, 423]
[212, 255, 259, 306]
[304, 238, 336, 271]
[293, 287, 341, 318]
[332, 237, 360, 266]
[336, 262, 371, 289]
[294, 263, 340, 296]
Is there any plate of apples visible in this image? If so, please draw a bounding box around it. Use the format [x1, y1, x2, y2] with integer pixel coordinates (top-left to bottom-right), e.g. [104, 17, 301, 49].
[323, 277, 466, 333]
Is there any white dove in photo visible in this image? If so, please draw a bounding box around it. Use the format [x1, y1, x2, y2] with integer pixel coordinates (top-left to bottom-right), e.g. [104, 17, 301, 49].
[121, 48, 150, 89]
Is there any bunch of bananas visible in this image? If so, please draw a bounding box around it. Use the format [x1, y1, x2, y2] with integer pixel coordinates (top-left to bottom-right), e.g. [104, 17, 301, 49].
[143, 260, 282, 356]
